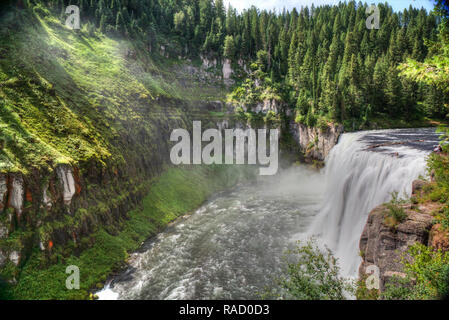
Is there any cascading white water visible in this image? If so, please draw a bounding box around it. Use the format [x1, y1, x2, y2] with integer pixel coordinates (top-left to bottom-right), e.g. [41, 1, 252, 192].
[97, 128, 439, 300]
[308, 129, 435, 277]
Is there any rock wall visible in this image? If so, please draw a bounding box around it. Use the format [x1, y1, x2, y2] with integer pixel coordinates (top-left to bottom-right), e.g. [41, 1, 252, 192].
[358, 204, 433, 291]
[0, 94, 238, 274]
[9, 175, 24, 219]
[222, 59, 232, 81]
[0, 165, 80, 268]
[56, 165, 76, 205]
[290, 122, 344, 161]
[254, 99, 281, 114]
[0, 174, 7, 212]
[357, 178, 444, 293]
[357, 178, 449, 293]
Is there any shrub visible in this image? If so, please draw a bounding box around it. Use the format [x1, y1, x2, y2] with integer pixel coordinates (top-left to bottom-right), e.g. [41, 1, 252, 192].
[317, 117, 329, 133]
[385, 192, 408, 226]
[262, 239, 354, 300]
[427, 149, 449, 230]
[306, 110, 317, 127]
[382, 243, 449, 300]
[356, 273, 380, 300]
[436, 205, 449, 231]
[295, 113, 305, 124]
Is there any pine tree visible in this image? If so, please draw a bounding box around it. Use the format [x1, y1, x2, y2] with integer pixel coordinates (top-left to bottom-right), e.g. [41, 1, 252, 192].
[223, 35, 236, 59]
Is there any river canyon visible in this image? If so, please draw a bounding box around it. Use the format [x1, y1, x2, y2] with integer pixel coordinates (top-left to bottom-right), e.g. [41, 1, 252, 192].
[97, 128, 440, 300]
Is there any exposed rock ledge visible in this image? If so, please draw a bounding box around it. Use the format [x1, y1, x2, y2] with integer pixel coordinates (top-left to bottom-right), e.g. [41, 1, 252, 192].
[358, 204, 433, 291]
[358, 179, 443, 293]
[290, 122, 344, 161]
[358, 179, 449, 293]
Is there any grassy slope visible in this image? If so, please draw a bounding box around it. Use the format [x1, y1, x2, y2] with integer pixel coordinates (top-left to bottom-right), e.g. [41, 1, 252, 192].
[0, 5, 234, 299]
[0, 165, 249, 299]
[0, 4, 227, 173]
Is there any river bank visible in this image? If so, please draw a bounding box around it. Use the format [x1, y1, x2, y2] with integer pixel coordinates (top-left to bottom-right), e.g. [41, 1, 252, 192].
[0, 166, 254, 299]
[96, 128, 441, 300]
[96, 165, 325, 300]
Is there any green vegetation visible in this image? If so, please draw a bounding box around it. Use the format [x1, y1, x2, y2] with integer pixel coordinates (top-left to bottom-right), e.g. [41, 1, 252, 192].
[263, 239, 354, 300]
[0, 1, 237, 299]
[0, 165, 250, 300]
[225, 2, 446, 127]
[384, 192, 408, 227]
[0, 0, 448, 301]
[0, 1, 226, 173]
[403, 1, 449, 232]
[382, 243, 449, 300]
[2, 0, 444, 131]
[373, 2, 449, 299]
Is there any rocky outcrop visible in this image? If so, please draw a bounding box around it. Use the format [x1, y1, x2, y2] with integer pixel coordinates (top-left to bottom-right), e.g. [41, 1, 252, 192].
[290, 122, 344, 161]
[222, 59, 233, 83]
[180, 57, 237, 86]
[0, 174, 7, 211]
[199, 55, 234, 85]
[56, 165, 76, 205]
[201, 55, 218, 69]
[0, 164, 83, 268]
[358, 204, 433, 291]
[42, 183, 52, 210]
[9, 175, 24, 219]
[254, 99, 282, 114]
[0, 251, 6, 267]
[429, 224, 449, 252]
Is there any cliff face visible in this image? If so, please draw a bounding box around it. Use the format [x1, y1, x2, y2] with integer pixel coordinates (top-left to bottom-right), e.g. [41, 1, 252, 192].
[357, 179, 447, 292]
[0, 6, 238, 285]
[358, 204, 433, 291]
[289, 122, 344, 161]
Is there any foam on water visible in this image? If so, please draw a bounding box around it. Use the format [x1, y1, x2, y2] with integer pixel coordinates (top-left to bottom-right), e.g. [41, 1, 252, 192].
[308, 128, 439, 277]
[98, 128, 440, 299]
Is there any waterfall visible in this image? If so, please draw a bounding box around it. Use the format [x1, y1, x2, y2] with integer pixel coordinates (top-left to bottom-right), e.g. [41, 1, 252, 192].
[308, 130, 433, 277]
[96, 128, 439, 300]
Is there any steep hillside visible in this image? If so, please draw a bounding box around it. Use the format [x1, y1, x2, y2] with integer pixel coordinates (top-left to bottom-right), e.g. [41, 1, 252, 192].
[0, 0, 447, 300]
[0, 3, 241, 299]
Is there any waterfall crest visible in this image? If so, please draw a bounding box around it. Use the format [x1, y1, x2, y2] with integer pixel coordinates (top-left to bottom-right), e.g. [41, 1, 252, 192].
[308, 130, 433, 277]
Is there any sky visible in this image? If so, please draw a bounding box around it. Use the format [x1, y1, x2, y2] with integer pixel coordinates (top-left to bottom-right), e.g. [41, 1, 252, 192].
[226, 0, 436, 13]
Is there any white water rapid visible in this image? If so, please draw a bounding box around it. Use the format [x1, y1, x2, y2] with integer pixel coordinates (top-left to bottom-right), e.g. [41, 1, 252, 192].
[309, 128, 440, 277]
[97, 128, 440, 300]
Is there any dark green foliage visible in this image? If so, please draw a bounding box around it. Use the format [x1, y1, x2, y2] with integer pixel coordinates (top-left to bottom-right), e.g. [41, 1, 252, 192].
[17, 1, 445, 126]
[382, 244, 449, 300]
[1, 166, 248, 299]
[262, 239, 354, 300]
[385, 192, 408, 226]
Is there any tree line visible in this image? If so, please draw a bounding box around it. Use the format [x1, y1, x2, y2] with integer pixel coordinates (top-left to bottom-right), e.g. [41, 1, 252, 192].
[34, 0, 447, 125]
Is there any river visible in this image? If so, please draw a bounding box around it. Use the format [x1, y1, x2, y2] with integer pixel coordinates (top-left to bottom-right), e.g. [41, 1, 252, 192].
[97, 128, 440, 300]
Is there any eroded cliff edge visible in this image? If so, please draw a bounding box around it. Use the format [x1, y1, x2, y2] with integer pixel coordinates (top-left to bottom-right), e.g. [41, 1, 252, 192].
[290, 122, 344, 162]
[358, 179, 449, 296]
